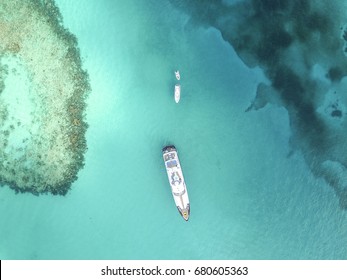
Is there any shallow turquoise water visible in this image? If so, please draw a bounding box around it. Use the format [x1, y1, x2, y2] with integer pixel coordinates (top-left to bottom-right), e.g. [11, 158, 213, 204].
[0, 0, 346, 259]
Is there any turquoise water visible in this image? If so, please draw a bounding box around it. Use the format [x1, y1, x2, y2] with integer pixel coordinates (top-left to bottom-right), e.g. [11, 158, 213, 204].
[0, 0, 347, 259]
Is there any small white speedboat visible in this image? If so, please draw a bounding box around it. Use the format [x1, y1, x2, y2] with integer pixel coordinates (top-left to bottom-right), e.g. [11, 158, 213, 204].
[162, 145, 190, 221]
[174, 84, 180, 103]
[175, 70, 180, 80]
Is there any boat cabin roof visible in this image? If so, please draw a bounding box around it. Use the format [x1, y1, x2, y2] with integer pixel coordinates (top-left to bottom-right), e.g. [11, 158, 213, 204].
[166, 160, 178, 168]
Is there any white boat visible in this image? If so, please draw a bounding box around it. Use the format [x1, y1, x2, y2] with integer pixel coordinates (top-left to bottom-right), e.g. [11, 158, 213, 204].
[162, 145, 190, 221]
[175, 70, 180, 80]
[174, 84, 180, 103]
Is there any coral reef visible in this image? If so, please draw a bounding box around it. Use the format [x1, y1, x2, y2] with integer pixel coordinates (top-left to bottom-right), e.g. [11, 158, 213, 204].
[0, 0, 90, 195]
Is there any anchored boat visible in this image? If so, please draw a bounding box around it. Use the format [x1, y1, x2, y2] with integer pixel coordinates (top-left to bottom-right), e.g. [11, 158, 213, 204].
[175, 70, 180, 80]
[174, 70, 181, 103]
[174, 84, 181, 103]
[162, 145, 190, 221]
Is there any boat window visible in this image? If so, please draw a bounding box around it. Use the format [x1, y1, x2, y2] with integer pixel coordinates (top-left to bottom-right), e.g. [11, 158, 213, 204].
[166, 160, 177, 168]
[164, 153, 175, 161]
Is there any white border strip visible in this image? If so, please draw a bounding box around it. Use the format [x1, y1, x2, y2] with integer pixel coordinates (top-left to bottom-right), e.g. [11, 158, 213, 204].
[2, 260, 347, 280]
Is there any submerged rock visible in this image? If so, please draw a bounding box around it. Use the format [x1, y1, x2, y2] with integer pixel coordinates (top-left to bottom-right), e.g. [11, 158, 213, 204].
[0, 0, 90, 195]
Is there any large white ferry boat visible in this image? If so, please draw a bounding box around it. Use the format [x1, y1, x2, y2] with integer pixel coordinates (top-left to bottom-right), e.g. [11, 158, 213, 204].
[162, 145, 190, 221]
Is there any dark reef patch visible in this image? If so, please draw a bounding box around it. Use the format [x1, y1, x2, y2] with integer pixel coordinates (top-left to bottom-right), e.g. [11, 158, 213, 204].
[169, 0, 347, 209]
[331, 109, 342, 118]
[327, 67, 344, 82]
[251, 0, 290, 13]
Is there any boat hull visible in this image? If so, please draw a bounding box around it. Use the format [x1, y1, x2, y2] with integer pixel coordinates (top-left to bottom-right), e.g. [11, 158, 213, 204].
[174, 84, 180, 103]
[162, 145, 190, 221]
